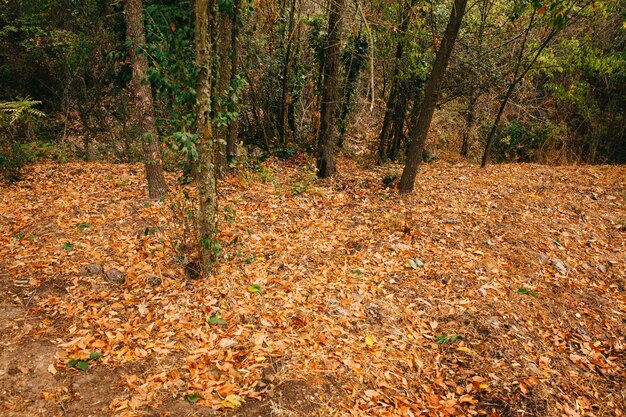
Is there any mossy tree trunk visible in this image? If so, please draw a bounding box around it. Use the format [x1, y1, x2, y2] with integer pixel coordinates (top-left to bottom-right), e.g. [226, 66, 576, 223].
[195, 0, 219, 273]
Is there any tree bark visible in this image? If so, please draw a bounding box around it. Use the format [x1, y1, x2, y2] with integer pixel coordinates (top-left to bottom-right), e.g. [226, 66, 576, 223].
[480, 0, 592, 167]
[316, 0, 345, 178]
[214, 11, 231, 177]
[388, 77, 415, 160]
[125, 0, 167, 200]
[377, 82, 397, 164]
[460, 87, 477, 157]
[461, 0, 491, 158]
[278, 0, 297, 145]
[226, 0, 241, 162]
[195, 0, 218, 272]
[398, 0, 468, 193]
[377, 0, 416, 164]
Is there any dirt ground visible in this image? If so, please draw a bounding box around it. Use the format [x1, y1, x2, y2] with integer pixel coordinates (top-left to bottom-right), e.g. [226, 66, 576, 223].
[1, 158, 625, 416]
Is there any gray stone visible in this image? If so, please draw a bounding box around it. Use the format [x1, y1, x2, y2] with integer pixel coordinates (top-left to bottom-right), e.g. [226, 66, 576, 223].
[86, 263, 103, 275]
[146, 275, 161, 286]
[104, 269, 125, 284]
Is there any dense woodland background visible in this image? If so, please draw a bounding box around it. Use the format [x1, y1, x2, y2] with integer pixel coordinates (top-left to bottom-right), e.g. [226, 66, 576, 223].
[1, 0, 624, 173]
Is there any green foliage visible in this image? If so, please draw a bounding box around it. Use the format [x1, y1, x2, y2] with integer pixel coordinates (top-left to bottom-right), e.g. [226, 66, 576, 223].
[0, 97, 45, 127]
[517, 287, 537, 297]
[274, 146, 297, 159]
[247, 283, 262, 293]
[435, 334, 465, 344]
[484, 119, 566, 163]
[0, 97, 47, 181]
[208, 312, 227, 325]
[185, 393, 201, 403]
[68, 352, 101, 371]
[144, 1, 198, 169]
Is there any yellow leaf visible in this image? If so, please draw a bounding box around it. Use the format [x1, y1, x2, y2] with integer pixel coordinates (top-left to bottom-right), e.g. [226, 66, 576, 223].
[479, 383, 489, 389]
[455, 346, 476, 355]
[255, 355, 266, 362]
[221, 394, 244, 409]
[365, 335, 375, 346]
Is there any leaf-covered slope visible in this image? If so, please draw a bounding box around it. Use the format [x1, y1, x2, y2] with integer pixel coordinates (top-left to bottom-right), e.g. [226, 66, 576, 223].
[0, 159, 624, 416]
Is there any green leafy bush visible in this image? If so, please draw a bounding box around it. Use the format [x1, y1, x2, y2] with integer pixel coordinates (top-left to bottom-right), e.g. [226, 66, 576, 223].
[0, 97, 46, 181]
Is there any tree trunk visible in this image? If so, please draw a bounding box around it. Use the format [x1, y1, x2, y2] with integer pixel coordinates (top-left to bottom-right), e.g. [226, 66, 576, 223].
[398, 0, 468, 193]
[460, 87, 477, 157]
[214, 12, 231, 178]
[377, 82, 397, 164]
[226, 0, 241, 162]
[377, 0, 416, 164]
[481, 9, 559, 168]
[337, 31, 367, 148]
[388, 77, 414, 160]
[316, 0, 345, 178]
[195, 0, 219, 273]
[124, 0, 167, 200]
[278, 0, 297, 145]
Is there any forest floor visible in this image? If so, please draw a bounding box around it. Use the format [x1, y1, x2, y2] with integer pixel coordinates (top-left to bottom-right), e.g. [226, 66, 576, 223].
[0, 156, 625, 417]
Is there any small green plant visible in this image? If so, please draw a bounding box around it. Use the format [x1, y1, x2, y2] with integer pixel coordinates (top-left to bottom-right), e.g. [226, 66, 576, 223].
[62, 242, 74, 252]
[68, 352, 101, 371]
[291, 181, 309, 196]
[144, 226, 160, 236]
[247, 283, 262, 294]
[274, 146, 297, 159]
[208, 312, 227, 325]
[259, 166, 274, 183]
[185, 393, 201, 403]
[77, 223, 90, 231]
[517, 287, 537, 297]
[223, 206, 236, 222]
[435, 334, 464, 344]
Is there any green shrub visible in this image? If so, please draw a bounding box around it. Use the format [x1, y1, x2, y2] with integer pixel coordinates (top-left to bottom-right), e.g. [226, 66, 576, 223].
[1, 97, 46, 181]
[0, 143, 28, 182]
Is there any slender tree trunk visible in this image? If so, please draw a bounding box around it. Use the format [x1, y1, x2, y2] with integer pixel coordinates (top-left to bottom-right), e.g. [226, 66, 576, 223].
[316, 0, 345, 178]
[337, 30, 367, 148]
[388, 77, 415, 160]
[480, 0, 591, 167]
[195, 0, 218, 272]
[377, 83, 397, 164]
[377, 0, 416, 164]
[214, 12, 231, 178]
[481, 11, 561, 167]
[125, 0, 167, 200]
[460, 87, 477, 157]
[278, 0, 297, 145]
[226, 0, 241, 162]
[461, 0, 491, 158]
[79, 110, 91, 161]
[399, 0, 468, 193]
